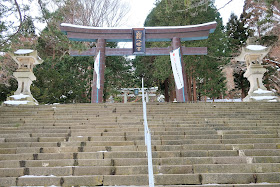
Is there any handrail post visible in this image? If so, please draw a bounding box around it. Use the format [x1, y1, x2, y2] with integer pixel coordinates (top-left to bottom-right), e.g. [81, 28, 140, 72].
[142, 78, 154, 187]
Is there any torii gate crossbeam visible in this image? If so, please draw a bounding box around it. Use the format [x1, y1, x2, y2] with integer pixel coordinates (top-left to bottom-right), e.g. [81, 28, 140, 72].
[60, 22, 217, 103]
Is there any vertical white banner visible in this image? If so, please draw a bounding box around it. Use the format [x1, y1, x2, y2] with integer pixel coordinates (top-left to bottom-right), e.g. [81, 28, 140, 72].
[170, 47, 184, 89]
[94, 50, 101, 89]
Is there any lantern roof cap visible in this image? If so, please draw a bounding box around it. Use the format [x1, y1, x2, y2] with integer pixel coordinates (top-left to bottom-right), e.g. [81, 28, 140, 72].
[14, 49, 34, 55]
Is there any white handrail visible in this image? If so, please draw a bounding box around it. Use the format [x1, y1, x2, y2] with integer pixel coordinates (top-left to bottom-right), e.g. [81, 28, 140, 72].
[142, 78, 154, 187]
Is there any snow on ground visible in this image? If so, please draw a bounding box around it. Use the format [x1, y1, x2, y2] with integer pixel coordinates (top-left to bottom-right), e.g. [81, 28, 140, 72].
[19, 175, 56, 178]
[253, 88, 273, 94]
[10, 93, 30, 99]
[206, 98, 242, 102]
[250, 95, 278, 101]
[3, 94, 32, 105]
[4, 100, 29, 105]
[251, 88, 278, 101]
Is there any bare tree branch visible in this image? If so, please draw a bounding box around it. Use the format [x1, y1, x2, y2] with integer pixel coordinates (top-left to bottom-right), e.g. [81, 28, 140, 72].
[14, 0, 23, 24]
[217, 0, 234, 11]
[58, 0, 130, 27]
[0, 0, 24, 48]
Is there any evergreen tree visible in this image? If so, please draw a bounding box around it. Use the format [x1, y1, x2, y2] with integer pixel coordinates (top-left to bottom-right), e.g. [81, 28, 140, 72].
[0, 77, 17, 104]
[233, 69, 249, 99]
[243, 0, 279, 45]
[19, 16, 36, 37]
[226, 13, 252, 56]
[104, 56, 135, 102]
[1, 0, 133, 104]
[0, 3, 9, 47]
[133, 0, 229, 101]
[225, 13, 252, 98]
[31, 56, 93, 104]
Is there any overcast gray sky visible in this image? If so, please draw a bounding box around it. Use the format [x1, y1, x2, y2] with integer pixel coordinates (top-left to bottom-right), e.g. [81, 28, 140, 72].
[123, 0, 245, 27]
[30, 0, 244, 32]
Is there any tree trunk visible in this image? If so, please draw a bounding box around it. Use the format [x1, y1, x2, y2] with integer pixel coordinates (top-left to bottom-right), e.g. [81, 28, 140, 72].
[273, 83, 280, 93]
[241, 87, 246, 99]
[169, 75, 176, 102]
[204, 79, 207, 102]
[164, 78, 170, 102]
[265, 74, 270, 90]
[170, 89, 176, 102]
[193, 76, 197, 102]
[189, 73, 193, 101]
[186, 73, 192, 101]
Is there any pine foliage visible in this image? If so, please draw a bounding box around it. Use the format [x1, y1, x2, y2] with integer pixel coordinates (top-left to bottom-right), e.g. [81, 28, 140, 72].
[134, 0, 229, 101]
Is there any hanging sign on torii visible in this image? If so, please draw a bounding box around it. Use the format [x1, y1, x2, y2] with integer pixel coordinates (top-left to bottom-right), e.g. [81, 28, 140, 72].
[133, 28, 146, 54]
[94, 50, 101, 89]
[170, 48, 184, 90]
[60, 21, 217, 103]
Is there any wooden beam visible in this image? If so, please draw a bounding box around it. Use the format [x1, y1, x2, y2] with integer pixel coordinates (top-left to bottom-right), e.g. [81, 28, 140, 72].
[70, 47, 207, 56]
[61, 22, 216, 35]
[61, 22, 217, 42]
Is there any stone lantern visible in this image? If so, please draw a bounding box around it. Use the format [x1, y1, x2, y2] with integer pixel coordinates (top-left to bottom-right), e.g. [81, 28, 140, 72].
[4, 49, 43, 105]
[235, 38, 279, 102]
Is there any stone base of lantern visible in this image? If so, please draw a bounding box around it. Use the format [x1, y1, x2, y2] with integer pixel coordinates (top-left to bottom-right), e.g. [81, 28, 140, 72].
[4, 70, 38, 106]
[243, 64, 280, 102]
[244, 88, 279, 102]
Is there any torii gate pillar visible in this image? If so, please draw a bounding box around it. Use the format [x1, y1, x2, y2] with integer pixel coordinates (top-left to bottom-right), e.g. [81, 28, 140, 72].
[91, 39, 106, 103]
[172, 37, 189, 102]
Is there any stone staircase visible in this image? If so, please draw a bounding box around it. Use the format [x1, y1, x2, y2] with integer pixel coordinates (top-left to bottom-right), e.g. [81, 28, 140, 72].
[0, 102, 279, 186]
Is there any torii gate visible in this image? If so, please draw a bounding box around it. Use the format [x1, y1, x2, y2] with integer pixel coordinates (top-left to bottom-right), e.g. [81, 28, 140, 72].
[60, 21, 217, 103]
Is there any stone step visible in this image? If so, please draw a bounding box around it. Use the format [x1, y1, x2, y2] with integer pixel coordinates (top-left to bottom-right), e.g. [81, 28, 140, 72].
[2, 109, 272, 114]
[70, 130, 218, 137]
[2, 103, 276, 109]
[0, 133, 31, 138]
[2, 137, 277, 147]
[1, 156, 280, 169]
[1, 143, 279, 155]
[0, 129, 71, 134]
[0, 150, 240, 160]
[0, 147, 78, 154]
[2, 163, 280, 178]
[102, 150, 239, 159]
[0, 142, 59, 148]
[2, 173, 280, 186]
[5, 172, 278, 186]
[0, 165, 194, 177]
[0, 152, 77, 160]
[242, 149, 280, 156]
[2, 112, 279, 119]
[193, 163, 280, 173]
[221, 134, 279, 139]
[158, 138, 280, 145]
[221, 138, 280, 144]
[217, 130, 278, 134]
[11, 124, 279, 131]
[1, 110, 278, 117]
[214, 126, 280, 130]
[61, 141, 135, 147]
[5, 137, 66, 142]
